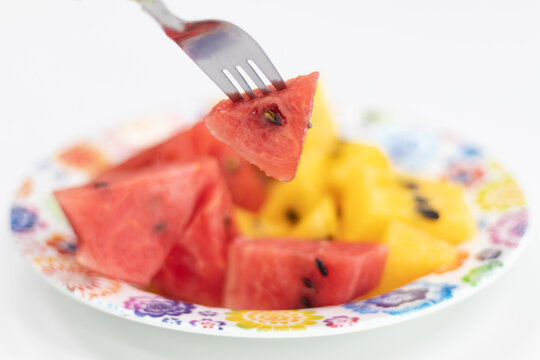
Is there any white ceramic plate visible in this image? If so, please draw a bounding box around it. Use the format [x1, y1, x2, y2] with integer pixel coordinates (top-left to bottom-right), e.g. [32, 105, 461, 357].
[9, 114, 529, 338]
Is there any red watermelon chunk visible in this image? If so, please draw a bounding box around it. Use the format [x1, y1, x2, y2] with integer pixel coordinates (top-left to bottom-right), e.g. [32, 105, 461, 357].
[96, 122, 212, 180]
[204, 72, 319, 182]
[151, 176, 236, 307]
[96, 122, 268, 211]
[224, 237, 387, 310]
[54, 159, 220, 286]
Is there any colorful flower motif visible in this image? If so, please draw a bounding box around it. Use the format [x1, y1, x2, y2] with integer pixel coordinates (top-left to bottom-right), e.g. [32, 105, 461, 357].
[162, 317, 182, 325]
[323, 315, 359, 328]
[488, 210, 528, 247]
[476, 248, 502, 261]
[433, 251, 468, 273]
[476, 178, 525, 211]
[462, 261, 503, 287]
[458, 144, 482, 159]
[190, 318, 226, 330]
[15, 179, 33, 198]
[19, 238, 50, 256]
[444, 161, 485, 187]
[226, 310, 323, 331]
[124, 296, 195, 318]
[10, 206, 37, 232]
[32, 256, 121, 299]
[56, 143, 109, 175]
[344, 282, 456, 315]
[46, 233, 77, 254]
[376, 127, 439, 171]
[198, 310, 218, 317]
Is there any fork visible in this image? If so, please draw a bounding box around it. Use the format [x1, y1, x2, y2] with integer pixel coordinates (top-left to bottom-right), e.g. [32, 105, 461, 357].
[135, 0, 286, 102]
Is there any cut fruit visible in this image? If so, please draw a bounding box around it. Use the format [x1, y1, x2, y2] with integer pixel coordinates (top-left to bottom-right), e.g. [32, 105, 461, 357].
[259, 150, 329, 226]
[329, 142, 389, 200]
[224, 237, 388, 310]
[204, 72, 319, 181]
[151, 175, 236, 307]
[291, 195, 339, 240]
[54, 160, 220, 286]
[207, 137, 268, 212]
[342, 166, 477, 244]
[303, 86, 338, 153]
[360, 221, 458, 298]
[97, 122, 212, 178]
[96, 121, 268, 212]
[234, 208, 289, 238]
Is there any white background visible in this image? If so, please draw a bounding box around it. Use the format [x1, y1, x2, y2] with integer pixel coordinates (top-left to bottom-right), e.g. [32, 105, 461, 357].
[1, 0, 539, 359]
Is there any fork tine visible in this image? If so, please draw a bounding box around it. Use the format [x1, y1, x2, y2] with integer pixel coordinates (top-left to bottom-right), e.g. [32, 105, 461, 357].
[249, 58, 286, 91]
[242, 63, 270, 95]
[229, 68, 256, 99]
[208, 69, 243, 102]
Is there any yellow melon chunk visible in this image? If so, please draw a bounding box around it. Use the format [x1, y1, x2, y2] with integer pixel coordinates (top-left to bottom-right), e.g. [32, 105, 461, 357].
[362, 221, 458, 298]
[290, 195, 339, 239]
[260, 151, 328, 226]
[329, 142, 389, 199]
[303, 86, 339, 153]
[234, 208, 289, 238]
[342, 166, 476, 244]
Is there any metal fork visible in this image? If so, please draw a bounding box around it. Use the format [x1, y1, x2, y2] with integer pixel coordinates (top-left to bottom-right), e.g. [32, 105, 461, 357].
[135, 0, 286, 102]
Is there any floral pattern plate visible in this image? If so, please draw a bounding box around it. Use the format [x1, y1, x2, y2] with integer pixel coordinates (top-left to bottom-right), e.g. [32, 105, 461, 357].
[10, 114, 529, 338]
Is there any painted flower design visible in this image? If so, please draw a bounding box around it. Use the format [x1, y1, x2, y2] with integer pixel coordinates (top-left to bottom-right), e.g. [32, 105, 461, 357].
[190, 318, 226, 330]
[124, 296, 195, 318]
[462, 261, 503, 287]
[444, 161, 485, 187]
[476, 248, 502, 261]
[56, 143, 109, 175]
[376, 127, 439, 171]
[46, 233, 77, 254]
[345, 282, 456, 315]
[19, 238, 50, 256]
[488, 210, 528, 247]
[476, 178, 525, 211]
[198, 310, 218, 317]
[11, 206, 37, 232]
[162, 317, 183, 325]
[226, 310, 323, 331]
[15, 179, 33, 198]
[33, 256, 121, 299]
[323, 315, 359, 328]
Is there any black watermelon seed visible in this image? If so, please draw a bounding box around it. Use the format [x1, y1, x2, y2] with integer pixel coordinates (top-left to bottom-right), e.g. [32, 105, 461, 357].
[416, 205, 440, 220]
[263, 109, 284, 126]
[300, 296, 312, 308]
[315, 257, 328, 277]
[223, 156, 240, 172]
[153, 222, 168, 233]
[285, 208, 300, 225]
[307, 121, 313, 129]
[400, 180, 418, 190]
[301, 277, 314, 288]
[414, 195, 429, 204]
[93, 182, 108, 188]
[223, 214, 231, 227]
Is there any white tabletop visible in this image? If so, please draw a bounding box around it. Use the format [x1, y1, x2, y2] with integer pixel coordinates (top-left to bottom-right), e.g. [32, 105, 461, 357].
[1, 0, 539, 359]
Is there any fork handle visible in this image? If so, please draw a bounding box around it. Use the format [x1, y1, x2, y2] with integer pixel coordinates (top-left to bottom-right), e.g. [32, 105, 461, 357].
[137, 0, 186, 31]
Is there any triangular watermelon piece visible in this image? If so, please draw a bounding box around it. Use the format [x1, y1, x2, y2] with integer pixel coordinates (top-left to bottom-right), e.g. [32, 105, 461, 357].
[204, 72, 319, 182]
[96, 122, 212, 180]
[54, 159, 220, 286]
[96, 122, 268, 212]
[224, 237, 387, 310]
[151, 175, 237, 306]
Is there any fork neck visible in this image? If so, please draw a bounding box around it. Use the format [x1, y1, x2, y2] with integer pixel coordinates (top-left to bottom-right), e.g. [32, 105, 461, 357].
[139, 0, 186, 32]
